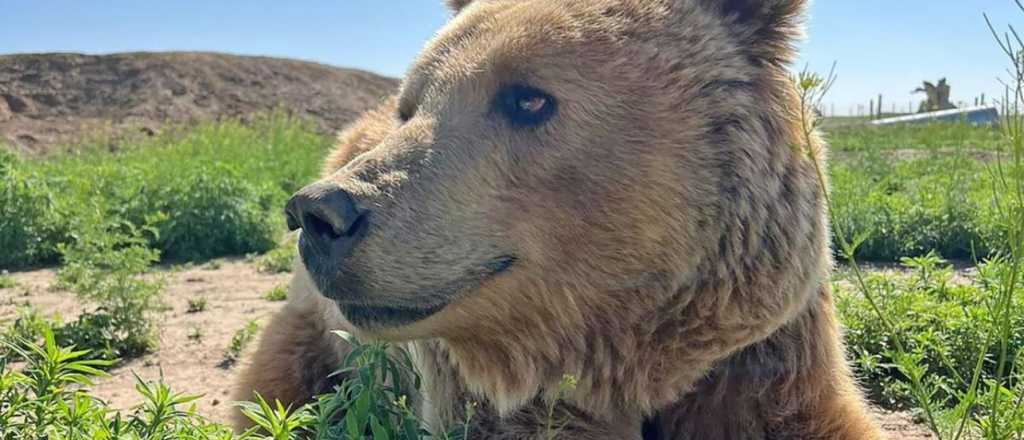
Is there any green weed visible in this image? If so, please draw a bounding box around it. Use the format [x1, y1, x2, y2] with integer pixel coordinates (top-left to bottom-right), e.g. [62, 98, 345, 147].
[187, 297, 209, 313]
[0, 327, 248, 438]
[187, 326, 204, 344]
[0, 306, 50, 360]
[222, 320, 260, 368]
[55, 216, 164, 360]
[0, 114, 331, 270]
[798, 9, 1024, 432]
[263, 285, 288, 302]
[0, 271, 17, 289]
[253, 240, 297, 274]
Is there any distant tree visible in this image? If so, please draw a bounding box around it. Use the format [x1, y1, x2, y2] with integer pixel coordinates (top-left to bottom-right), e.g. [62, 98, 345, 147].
[913, 78, 957, 113]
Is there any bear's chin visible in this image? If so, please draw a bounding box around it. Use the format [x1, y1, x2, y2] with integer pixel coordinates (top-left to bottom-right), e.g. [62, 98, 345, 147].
[339, 302, 448, 329]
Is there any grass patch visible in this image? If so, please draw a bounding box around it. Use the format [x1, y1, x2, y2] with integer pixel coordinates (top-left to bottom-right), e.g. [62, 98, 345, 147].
[263, 284, 288, 302]
[0, 328, 476, 439]
[221, 320, 260, 368]
[836, 255, 1024, 410]
[0, 114, 331, 270]
[252, 240, 297, 274]
[0, 271, 16, 289]
[829, 150, 1002, 261]
[53, 217, 166, 361]
[186, 296, 208, 313]
[0, 328, 235, 438]
[827, 122, 1003, 154]
[827, 123, 1005, 261]
[187, 325, 204, 344]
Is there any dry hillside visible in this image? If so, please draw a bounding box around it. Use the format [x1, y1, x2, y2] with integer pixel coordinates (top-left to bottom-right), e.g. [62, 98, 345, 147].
[0, 52, 398, 153]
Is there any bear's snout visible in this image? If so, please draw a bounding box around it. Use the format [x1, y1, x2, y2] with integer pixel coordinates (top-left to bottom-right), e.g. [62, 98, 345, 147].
[286, 182, 369, 271]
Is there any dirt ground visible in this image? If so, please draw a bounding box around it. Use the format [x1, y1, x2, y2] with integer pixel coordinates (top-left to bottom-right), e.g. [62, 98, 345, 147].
[0, 259, 934, 437]
[0, 258, 290, 423]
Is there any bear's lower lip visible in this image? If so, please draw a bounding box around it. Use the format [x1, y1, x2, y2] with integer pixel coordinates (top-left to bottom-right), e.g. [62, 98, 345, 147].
[341, 302, 449, 328]
[314, 255, 517, 329]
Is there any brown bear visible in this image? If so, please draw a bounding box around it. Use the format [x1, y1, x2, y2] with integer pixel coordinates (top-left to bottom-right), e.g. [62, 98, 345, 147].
[234, 0, 883, 438]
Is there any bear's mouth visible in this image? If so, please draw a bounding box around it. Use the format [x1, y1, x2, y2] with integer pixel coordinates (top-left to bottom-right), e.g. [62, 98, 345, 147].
[310, 255, 517, 329]
[340, 302, 450, 328]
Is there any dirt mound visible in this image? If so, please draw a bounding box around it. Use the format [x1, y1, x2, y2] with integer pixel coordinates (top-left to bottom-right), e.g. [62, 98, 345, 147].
[0, 52, 399, 154]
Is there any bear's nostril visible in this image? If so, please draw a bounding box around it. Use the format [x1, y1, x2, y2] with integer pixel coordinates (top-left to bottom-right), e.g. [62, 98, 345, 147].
[345, 213, 369, 238]
[305, 212, 342, 241]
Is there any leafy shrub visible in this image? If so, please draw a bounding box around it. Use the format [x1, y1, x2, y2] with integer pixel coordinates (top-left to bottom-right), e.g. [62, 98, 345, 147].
[263, 285, 288, 302]
[0, 271, 17, 289]
[239, 334, 434, 439]
[55, 217, 164, 360]
[187, 296, 208, 313]
[0, 150, 63, 268]
[151, 165, 280, 261]
[0, 328, 239, 438]
[0, 114, 331, 270]
[222, 320, 260, 368]
[837, 255, 1024, 410]
[0, 330, 427, 439]
[0, 307, 50, 359]
[829, 147, 1002, 261]
[252, 239, 297, 274]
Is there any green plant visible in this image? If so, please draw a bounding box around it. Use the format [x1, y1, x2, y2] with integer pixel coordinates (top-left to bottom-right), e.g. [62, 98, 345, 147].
[249, 332, 475, 439]
[237, 393, 316, 439]
[253, 240, 297, 274]
[0, 271, 17, 289]
[798, 16, 1024, 432]
[187, 296, 209, 313]
[544, 374, 579, 440]
[55, 216, 164, 360]
[0, 327, 257, 438]
[828, 153, 1001, 261]
[0, 149, 63, 269]
[0, 306, 51, 360]
[223, 320, 260, 368]
[1, 324, 473, 438]
[263, 285, 288, 302]
[187, 326, 204, 344]
[0, 114, 332, 271]
[836, 257, 1024, 410]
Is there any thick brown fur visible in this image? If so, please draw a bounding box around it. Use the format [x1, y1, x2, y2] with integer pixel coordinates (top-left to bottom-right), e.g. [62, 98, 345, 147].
[235, 0, 883, 438]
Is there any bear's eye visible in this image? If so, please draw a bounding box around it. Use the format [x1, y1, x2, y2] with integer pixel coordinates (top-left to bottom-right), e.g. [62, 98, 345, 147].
[397, 107, 414, 124]
[494, 84, 557, 127]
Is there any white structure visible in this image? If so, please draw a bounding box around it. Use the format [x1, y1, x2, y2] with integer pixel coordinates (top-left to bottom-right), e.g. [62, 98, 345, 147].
[870, 105, 1000, 126]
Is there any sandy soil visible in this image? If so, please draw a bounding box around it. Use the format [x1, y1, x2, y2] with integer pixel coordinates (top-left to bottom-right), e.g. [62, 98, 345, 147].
[0, 260, 935, 437]
[0, 258, 290, 423]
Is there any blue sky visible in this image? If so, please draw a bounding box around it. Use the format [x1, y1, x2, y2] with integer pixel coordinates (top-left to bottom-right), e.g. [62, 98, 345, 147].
[1, 1, 1020, 115]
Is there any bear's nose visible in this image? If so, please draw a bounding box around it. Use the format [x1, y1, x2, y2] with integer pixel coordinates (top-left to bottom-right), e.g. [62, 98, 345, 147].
[286, 182, 369, 258]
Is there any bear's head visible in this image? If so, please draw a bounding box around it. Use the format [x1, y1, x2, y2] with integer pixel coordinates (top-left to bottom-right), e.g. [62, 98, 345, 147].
[289, 0, 826, 415]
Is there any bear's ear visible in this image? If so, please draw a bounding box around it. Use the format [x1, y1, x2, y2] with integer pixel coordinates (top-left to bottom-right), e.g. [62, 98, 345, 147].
[696, 0, 807, 66]
[445, 0, 475, 13]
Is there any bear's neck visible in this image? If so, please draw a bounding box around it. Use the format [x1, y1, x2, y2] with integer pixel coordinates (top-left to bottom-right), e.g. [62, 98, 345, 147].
[421, 284, 723, 420]
[421, 268, 825, 426]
